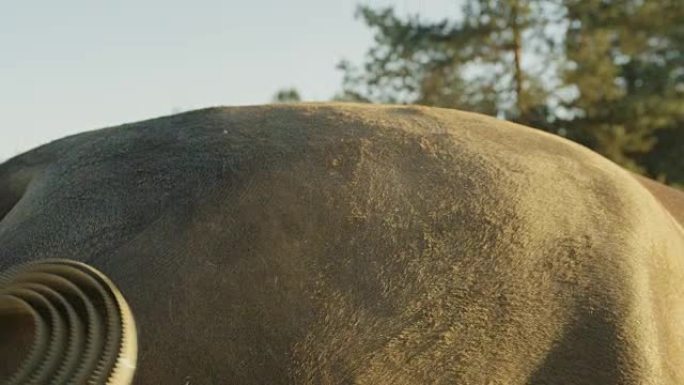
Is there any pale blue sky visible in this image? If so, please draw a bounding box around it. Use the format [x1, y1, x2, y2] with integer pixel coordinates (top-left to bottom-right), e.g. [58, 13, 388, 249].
[0, 0, 459, 160]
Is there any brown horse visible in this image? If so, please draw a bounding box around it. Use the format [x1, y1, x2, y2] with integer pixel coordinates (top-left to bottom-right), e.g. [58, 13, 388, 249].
[1, 104, 683, 384]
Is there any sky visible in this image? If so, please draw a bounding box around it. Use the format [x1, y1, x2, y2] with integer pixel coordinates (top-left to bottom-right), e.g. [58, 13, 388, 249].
[0, 0, 460, 160]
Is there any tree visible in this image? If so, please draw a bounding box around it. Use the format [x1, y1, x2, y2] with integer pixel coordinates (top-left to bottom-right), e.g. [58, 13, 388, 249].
[561, 0, 684, 176]
[338, 1, 565, 129]
[338, 0, 683, 186]
[272, 88, 302, 103]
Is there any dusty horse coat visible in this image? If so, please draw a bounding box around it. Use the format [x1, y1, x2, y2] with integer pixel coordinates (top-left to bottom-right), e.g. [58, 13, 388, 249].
[1, 104, 683, 384]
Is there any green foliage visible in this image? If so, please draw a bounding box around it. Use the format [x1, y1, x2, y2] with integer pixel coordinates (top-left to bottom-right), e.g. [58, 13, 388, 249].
[340, 0, 683, 186]
[338, 1, 565, 128]
[272, 88, 302, 103]
[561, 0, 683, 178]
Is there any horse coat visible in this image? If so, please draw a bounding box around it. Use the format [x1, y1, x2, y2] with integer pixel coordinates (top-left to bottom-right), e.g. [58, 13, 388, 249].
[1, 103, 683, 384]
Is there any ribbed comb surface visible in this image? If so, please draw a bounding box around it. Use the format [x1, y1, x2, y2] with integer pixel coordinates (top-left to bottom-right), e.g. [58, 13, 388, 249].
[0, 259, 137, 385]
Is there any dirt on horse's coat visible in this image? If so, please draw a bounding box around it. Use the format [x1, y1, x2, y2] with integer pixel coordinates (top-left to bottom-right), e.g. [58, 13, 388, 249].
[1, 103, 683, 384]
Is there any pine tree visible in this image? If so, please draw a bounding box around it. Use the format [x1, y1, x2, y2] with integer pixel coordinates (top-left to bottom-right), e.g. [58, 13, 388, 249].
[338, 1, 565, 128]
[561, 0, 684, 176]
[338, 0, 683, 186]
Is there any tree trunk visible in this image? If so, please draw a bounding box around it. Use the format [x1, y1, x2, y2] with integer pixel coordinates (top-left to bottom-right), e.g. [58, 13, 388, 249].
[511, 0, 525, 121]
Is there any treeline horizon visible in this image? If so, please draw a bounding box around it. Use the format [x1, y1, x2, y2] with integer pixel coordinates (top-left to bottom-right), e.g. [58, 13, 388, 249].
[275, 0, 683, 188]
